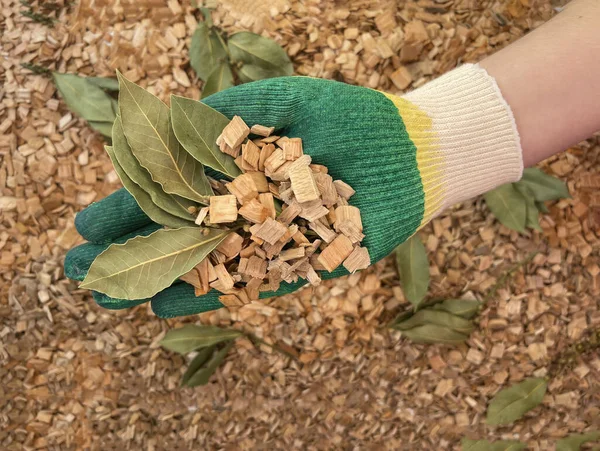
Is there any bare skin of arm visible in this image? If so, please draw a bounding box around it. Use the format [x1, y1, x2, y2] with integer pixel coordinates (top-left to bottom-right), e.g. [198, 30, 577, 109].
[480, 0, 600, 167]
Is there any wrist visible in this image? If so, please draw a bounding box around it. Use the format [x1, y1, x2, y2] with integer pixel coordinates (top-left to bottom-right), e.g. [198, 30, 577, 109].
[384, 64, 523, 225]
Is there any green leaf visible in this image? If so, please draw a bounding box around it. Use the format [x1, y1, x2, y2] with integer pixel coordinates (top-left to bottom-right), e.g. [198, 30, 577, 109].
[556, 431, 600, 451]
[515, 184, 542, 231]
[184, 340, 234, 387]
[112, 117, 196, 222]
[105, 145, 192, 229]
[86, 76, 120, 92]
[394, 235, 430, 308]
[236, 63, 284, 83]
[431, 299, 481, 319]
[181, 345, 217, 385]
[518, 168, 570, 202]
[535, 201, 549, 214]
[401, 324, 468, 345]
[392, 309, 474, 335]
[202, 62, 234, 98]
[88, 120, 114, 138]
[81, 227, 230, 299]
[199, 7, 213, 27]
[461, 438, 526, 451]
[228, 32, 293, 79]
[486, 377, 547, 425]
[160, 324, 241, 354]
[190, 22, 228, 81]
[484, 183, 527, 233]
[53, 72, 117, 123]
[117, 71, 213, 203]
[170, 95, 240, 179]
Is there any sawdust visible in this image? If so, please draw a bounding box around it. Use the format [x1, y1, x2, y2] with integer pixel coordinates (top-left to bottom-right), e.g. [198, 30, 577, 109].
[1, 0, 599, 449]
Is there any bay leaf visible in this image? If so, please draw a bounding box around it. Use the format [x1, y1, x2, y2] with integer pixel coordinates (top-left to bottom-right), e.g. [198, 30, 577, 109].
[431, 299, 481, 319]
[199, 7, 213, 27]
[401, 324, 468, 345]
[202, 62, 234, 98]
[171, 95, 240, 178]
[462, 438, 526, 451]
[88, 120, 114, 138]
[486, 377, 547, 425]
[181, 345, 217, 385]
[81, 227, 231, 299]
[484, 183, 527, 233]
[515, 184, 542, 231]
[184, 340, 234, 387]
[393, 309, 474, 335]
[160, 324, 241, 354]
[236, 63, 283, 83]
[535, 201, 549, 214]
[112, 116, 196, 221]
[117, 71, 213, 203]
[190, 22, 228, 81]
[105, 145, 192, 229]
[53, 72, 117, 123]
[86, 76, 120, 92]
[519, 168, 571, 202]
[556, 431, 600, 451]
[227, 32, 293, 78]
[395, 235, 429, 308]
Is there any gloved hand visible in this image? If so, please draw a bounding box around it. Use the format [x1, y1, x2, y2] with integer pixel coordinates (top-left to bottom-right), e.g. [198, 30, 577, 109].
[65, 64, 523, 318]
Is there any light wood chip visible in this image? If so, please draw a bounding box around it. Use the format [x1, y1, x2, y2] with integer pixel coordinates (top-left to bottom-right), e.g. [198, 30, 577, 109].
[268, 161, 294, 182]
[246, 256, 267, 279]
[299, 199, 329, 222]
[264, 148, 286, 173]
[213, 263, 235, 291]
[239, 242, 258, 258]
[218, 294, 245, 307]
[306, 266, 322, 286]
[258, 193, 276, 219]
[314, 173, 337, 207]
[216, 232, 244, 259]
[279, 187, 295, 204]
[309, 221, 337, 243]
[242, 140, 261, 170]
[218, 139, 240, 158]
[338, 219, 365, 244]
[292, 230, 310, 245]
[333, 180, 355, 199]
[289, 163, 320, 203]
[258, 143, 275, 171]
[195, 206, 209, 225]
[310, 164, 328, 174]
[250, 124, 275, 137]
[317, 234, 354, 272]
[234, 155, 255, 172]
[239, 198, 270, 224]
[278, 202, 302, 225]
[245, 278, 263, 300]
[252, 217, 288, 245]
[263, 240, 287, 259]
[334, 205, 363, 231]
[283, 138, 303, 161]
[275, 136, 289, 148]
[246, 171, 269, 192]
[343, 246, 371, 273]
[221, 115, 250, 148]
[279, 247, 305, 262]
[209, 195, 238, 224]
[226, 173, 258, 205]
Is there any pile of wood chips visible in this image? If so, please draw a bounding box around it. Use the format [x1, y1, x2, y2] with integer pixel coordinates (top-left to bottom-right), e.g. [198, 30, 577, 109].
[181, 116, 370, 307]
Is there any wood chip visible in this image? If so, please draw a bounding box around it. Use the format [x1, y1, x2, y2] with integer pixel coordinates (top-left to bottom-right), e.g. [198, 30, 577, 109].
[250, 124, 275, 137]
[212, 263, 235, 291]
[252, 218, 288, 245]
[278, 202, 302, 225]
[246, 171, 269, 193]
[226, 173, 258, 205]
[194, 206, 209, 226]
[258, 193, 277, 219]
[245, 256, 267, 279]
[239, 198, 270, 224]
[334, 205, 363, 231]
[220, 115, 249, 149]
[209, 195, 238, 224]
[309, 221, 337, 243]
[279, 247, 306, 262]
[283, 138, 303, 161]
[216, 232, 244, 259]
[343, 246, 371, 273]
[299, 199, 329, 222]
[337, 220, 365, 244]
[334, 180, 355, 199]
[242, 140, 261, 170]
[317, 234, 354, 272]
[314, 173, 337, 207]
[258, 143, 276, 171]
[289, 163, 320, 203]
[264, 148, 286, 173]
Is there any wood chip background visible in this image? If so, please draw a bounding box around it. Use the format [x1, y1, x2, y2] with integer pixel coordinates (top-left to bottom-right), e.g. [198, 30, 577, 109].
[1, 0, 599, 449]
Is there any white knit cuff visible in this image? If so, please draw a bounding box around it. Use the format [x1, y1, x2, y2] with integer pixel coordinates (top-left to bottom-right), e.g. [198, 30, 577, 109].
[398, 63, 523, 222]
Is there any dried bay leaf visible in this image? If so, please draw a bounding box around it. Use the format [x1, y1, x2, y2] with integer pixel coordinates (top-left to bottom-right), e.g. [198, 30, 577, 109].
[237, 63, 284, 83]
[53, 72, 117, 122]
[486, 377, 548, 425]
[519, 168, 570, 202]
[81, 227, 230, 299]
[431, 299, 481, 319]
[112, 117, 196, 222]
[201, 62, 234, 98]
[184, 341, 234, 387]
[392, 309, 474, 335]
[160, 324, 241, 354]
[171, 95, 240, 179]
[190, 22, 228, 81]
[536, 201, 549, 214]
[117, 71, 213, 203]
[515, 184, 542, 231]
[105, 146, 192, 229]
[228, 32, 293, 78]
[556, 431, 600, 451]
[484, 183, 527, 233]
[394, 235, 429, 309]
[181, 345, 217, 385]
[86, 76, 120, 92]
[401, 324, 467, 345]
[461, 438, 526, 451]
[88, 120, 115, 138]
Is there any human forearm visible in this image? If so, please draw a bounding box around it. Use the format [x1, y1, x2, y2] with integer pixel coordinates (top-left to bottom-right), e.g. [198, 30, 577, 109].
[480, 0, 600, 167]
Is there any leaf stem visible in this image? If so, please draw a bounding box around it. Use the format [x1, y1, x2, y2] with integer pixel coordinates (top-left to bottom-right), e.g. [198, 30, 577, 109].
[243, 331, 298, 361]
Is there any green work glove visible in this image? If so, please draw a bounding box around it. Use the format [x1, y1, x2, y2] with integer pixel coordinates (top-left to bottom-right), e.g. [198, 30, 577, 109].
[65, 64, 523, 318]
